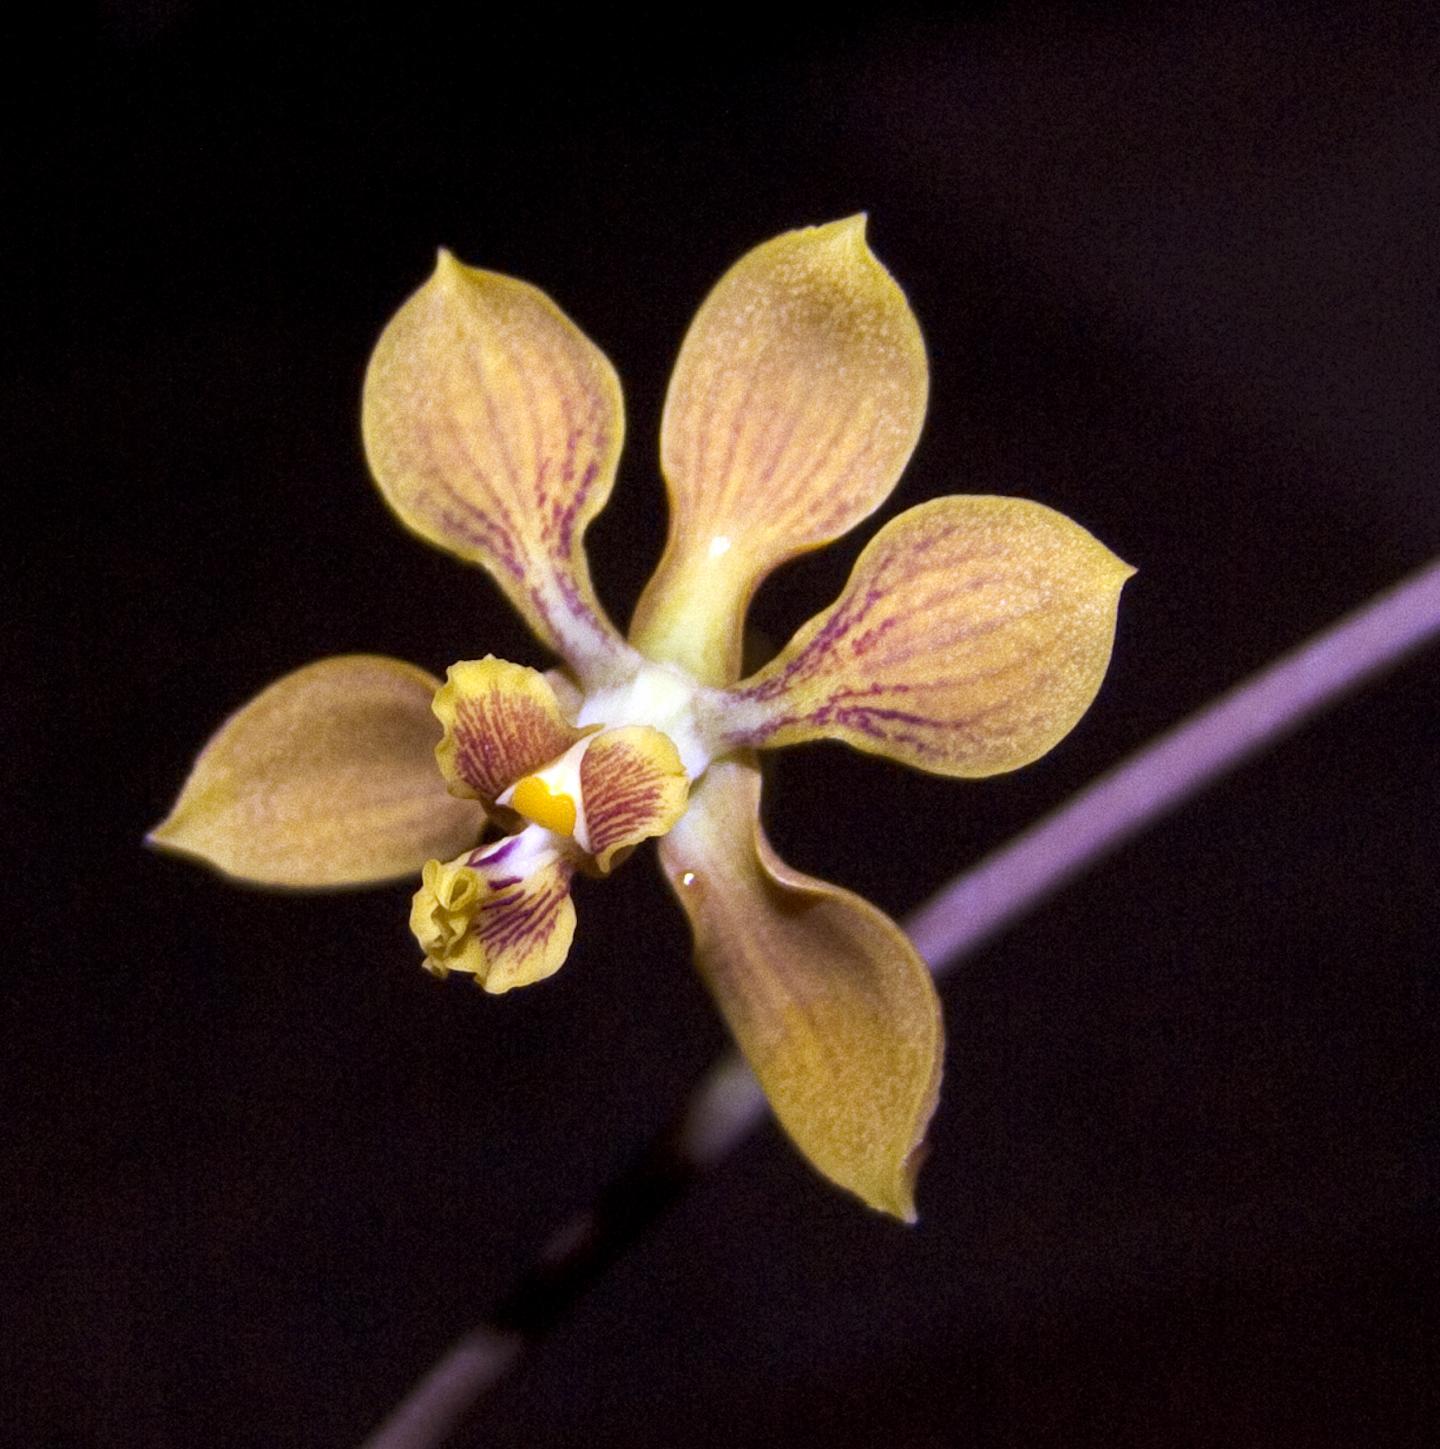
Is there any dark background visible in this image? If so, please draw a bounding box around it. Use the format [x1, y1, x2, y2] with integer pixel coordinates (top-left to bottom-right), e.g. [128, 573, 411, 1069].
[11, 3, 1437, 1444]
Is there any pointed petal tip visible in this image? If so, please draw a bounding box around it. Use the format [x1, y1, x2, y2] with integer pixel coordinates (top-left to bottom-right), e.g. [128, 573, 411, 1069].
[865, 1163, 921, 1223]
[888, 1137, 932, 1224]
[145, 825, 192, 868]
[889, 1196, 920, 1227]
[634, 214, 928, 682]
[806, 213, 898, 279]
[144, 807, 204, 860]
[815, 212, 868, 242]
[152, 656, 486, 889]
[660, 759, 944, 1219]
[722, 496, 1133, 778]
[145, 816, 210, 868]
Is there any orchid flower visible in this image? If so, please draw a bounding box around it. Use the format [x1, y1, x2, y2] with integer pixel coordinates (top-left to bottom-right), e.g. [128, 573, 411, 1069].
[152, 219, 1132, 1218]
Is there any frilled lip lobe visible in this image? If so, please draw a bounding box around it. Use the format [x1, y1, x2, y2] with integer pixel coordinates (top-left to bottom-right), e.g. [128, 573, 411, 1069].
[150, 216, 1132, 1218]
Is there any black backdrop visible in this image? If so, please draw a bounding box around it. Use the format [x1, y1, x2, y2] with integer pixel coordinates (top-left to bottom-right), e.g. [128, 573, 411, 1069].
[12, 4, 1438, 1445]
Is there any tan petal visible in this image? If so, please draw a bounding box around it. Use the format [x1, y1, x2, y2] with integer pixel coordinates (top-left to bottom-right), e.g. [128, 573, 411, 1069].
[432, 656, 592, 807]
[411, 831, 576, 994]
[659, 759, 942, 1219]
[150, 656, 485, 888]
[718, 496, 1134, 777]
[630, 217, 929, 685]
[578, 726, 689, 873]
[363, 253, 631, 684]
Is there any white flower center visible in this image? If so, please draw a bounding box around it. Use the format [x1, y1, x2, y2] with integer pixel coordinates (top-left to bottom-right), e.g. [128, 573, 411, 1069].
[576, 660, 714, 779]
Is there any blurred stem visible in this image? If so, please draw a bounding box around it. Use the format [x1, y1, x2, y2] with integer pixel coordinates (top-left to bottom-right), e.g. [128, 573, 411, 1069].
[361, 553, 1440, 1449]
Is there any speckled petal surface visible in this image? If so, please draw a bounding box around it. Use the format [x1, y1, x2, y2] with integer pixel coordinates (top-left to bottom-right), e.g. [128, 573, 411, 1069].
[658, 758, 942, 1220]
[150, 656, 485, 888]
[630, 218, 928, 684]
[363, 254, 632, 683]
[719, 495, 1134, 776]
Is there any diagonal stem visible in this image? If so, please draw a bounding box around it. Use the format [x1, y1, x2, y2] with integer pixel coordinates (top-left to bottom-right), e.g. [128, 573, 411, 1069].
[904, 550, 1440, 975]
[361, 553, 1440, 1449]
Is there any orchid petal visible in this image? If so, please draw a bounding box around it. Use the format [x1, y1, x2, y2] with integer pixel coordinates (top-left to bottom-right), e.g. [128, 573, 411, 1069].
[578, 725, 689, 873]
[150, 656, 485, 888]
[363, 254, 631, 684]
[411, 832, 576, 993]
[659, 759, 942, 1220]
[432, 656, 593, 808]
[718, 496, 1134, 777]
[630, 217, 928, 685]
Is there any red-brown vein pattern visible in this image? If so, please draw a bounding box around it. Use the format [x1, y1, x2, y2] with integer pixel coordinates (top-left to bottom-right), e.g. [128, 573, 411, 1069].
[579, 726, 689, 873]
[720, 496, 1134, 779]
[434, 657, 585, 805]
[362, 253, 626, 680]
[464, 836, 577, 994]
[629, 218, 928, 686]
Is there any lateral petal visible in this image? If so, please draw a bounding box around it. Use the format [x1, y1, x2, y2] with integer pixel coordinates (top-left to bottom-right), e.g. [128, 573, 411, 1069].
[363, 253, 631, 684]
[150, 656, 485, 888]
[630, 217, 928, 685]
[432, 656, 592, 807]
[659, 759, 942, 1220]
[718, 496, 1134, 777]
[578, 725, 689, 873]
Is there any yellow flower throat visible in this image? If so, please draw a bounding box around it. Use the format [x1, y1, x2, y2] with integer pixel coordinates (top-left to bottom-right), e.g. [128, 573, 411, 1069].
[509, 774, 577, 837]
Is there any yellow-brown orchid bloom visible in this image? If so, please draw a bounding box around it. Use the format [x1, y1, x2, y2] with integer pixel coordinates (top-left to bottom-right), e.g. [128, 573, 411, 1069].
[152, 219, 1132, 1219]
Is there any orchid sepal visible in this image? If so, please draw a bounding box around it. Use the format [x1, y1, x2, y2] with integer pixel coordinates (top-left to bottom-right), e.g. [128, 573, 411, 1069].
[629, 216, 929, 686]
[659, 758, 943, 1220]
[716, 495, 1135, 777]
[362, 252, 636, 687]
[149, 655, 486, 888]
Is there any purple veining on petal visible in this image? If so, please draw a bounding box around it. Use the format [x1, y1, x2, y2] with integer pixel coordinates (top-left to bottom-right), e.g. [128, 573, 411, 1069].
[468, 836, 518, 870]
[735, 685, 1035, 762]
[475, 865, 572, 954]
[751, 399, 803, 502]
[736, 531, 1014, 702]
[582, 739, 670, 858]
[449, 682, 579, 802]
[720, 518, 1067, 764]
[551, 456, 596, 559]
[387, 283, 621, 661]
[714, 365, 765, 515]
[774, 408, 863, 529]
[434, 502, 524, 580]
